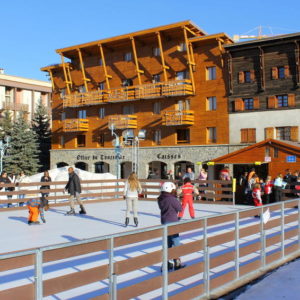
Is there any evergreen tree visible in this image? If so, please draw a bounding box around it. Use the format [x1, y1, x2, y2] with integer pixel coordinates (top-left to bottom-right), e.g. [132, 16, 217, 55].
[4, 113, 40, 175]
[32, 100, 51, 171]
[0, 110, 13, 140]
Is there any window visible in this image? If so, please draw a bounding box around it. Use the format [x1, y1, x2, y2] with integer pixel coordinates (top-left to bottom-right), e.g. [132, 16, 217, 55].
[276, 127, 291, 141]
[122, 78, 133, 87]
[240, 128, 256, 143]
[60, 88, 66, 98]
[152, 74, 160, 83]
[265, 146, 270, 157]
[274, 148, 279, 158]
[207, 96, 217, 111]
[153, 47, 160, 56]
[123, 129, 134, 145]
[207, 127, 217, 143]
[99, 58, 103, 66]
[124, 52, 132, 61]
[278, 67, 285, 79]
[78, 85, 86, 93]
[78, 110, 87, 119]
[176, 100, 190, 111]
[178, 42, 187, 52]
[206, 66, 216, 80]
[176, 70, 189, 80]
[61, 112, 66, 121]
[243, 98, 254, 110]
[244, 71, 251, 83]
[277, 95, 288, 107]
[272, 66, 289, 79]
[99, 107, 105, 119]
[153, 102, 161, 114]
[177, 129, 190, 144]
[99, 82, 105, 90]
[98, 133, 105, 147]
[76, 135, 86, 147]
[153, 130, 161, 145]
[238, 70, 255, 83]
[59, 136, 65, 148]
[123, 105, 134, 115]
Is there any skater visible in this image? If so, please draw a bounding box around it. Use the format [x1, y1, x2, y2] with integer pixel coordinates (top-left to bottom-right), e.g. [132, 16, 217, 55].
[64, 167, 86, 215]
[177, 177, 199, 219]
[27, 194, 41, 225]
[39, 196, 50, 223]
[252, 183, 263, 207]
[158, 182, 185, 271]
[123, 172, 142, 227]
[263, 176, 274, 204]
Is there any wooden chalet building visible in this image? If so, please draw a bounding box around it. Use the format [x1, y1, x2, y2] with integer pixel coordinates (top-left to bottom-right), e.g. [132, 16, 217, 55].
[41, 21, 242, 178]
[224, 33, 300, 145]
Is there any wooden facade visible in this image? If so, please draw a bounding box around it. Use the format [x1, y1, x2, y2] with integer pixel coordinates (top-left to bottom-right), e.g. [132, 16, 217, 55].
[41, 21, 232, 151]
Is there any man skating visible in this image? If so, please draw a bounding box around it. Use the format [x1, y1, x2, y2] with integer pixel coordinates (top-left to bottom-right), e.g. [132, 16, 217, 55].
[65, 167, 86, 215]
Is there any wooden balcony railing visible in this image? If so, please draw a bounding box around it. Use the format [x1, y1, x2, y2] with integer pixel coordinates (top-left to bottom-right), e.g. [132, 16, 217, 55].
[62, 119, 89, 132]
[108, 115, 137, 129]
[63, 79, 194, 108]
[162, 110, 194, 126]
[2, 102, 29, 111]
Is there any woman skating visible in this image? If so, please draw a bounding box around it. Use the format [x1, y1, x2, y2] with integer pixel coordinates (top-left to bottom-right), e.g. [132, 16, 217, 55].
[123, 172, 142, 227]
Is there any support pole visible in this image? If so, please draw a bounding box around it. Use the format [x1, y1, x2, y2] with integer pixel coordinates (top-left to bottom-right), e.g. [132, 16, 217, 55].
[99, 44, 112, 89]
[156, 31, 169, 82]
[60, 54, 71, 95]
[227, 52, 233, 94]
[183, 27, 195, 93]
[258, 46, 265, 91]
[77, 48, 89, 92]
[34, 249, 43, 300]
[162, 225, 168, 299]
[130, 36, 144, 85]
[48, 69, 55, 90]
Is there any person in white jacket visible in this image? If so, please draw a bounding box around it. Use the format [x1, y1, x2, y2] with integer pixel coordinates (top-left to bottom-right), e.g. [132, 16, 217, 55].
[17, 171, 31, 207]
[123, 172, 142, 227]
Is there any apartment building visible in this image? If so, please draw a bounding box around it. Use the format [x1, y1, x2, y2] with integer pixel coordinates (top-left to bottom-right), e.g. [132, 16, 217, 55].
[41, 21, 246, 178]
[225, 33, 300, 145]
[0, 69, 52, 121]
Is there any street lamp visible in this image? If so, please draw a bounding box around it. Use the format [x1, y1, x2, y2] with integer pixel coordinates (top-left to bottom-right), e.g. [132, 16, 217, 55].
[109, 124, 122, 179]
[0, 136, 11, 174]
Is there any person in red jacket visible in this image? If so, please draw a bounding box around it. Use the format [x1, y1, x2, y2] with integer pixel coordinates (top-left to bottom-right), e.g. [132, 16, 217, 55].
[252, 183, 263, 207]
[263, 176, 274, 204]
[177, 177, 199, 219]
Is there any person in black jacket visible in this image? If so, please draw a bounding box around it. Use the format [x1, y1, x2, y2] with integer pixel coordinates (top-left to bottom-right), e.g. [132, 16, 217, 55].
[64, 167, 86, 215]
[40, 170, 52, 199]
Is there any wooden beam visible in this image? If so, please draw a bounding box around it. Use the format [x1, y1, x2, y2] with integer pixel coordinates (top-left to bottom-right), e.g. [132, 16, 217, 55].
[217, 38, 224, 67]
[130, 36, 143, 85]
[60, 54, 71, 94]
[258, 46, 265, 91]
[99, 44, 112, 89]
[294, 41, 300, 86]
[183, 27, 195, 93]
[77, 48, 89, 92]
[184, 25, 198, 37]
[66, 65, 73, 89]
[227, 51, 233, 94]
[48, 69, 55, 90]
[156, 31, 168, 82]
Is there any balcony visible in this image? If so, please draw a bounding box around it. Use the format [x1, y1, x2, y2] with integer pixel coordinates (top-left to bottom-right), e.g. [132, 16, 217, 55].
[108, 115, 137, 129]
[2, 102, 29, 112]
[63, 119, 89, 132]
[162, 110, 194, 126]
[63, 79, 193, 108]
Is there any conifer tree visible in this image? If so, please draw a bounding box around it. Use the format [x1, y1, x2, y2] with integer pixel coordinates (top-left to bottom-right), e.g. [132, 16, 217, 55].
[4, 113, 40, 175]
[0, 110, 13, 140]
[32, 100, 51, 171]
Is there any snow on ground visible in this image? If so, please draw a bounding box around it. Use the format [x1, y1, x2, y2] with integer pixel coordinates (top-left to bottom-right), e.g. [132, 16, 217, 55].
[235, 258, 300, 300]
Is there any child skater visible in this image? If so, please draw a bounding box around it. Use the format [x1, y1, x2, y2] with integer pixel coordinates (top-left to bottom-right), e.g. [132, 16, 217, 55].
[252, 183, 263, 218]
[27, 194, 42, 225]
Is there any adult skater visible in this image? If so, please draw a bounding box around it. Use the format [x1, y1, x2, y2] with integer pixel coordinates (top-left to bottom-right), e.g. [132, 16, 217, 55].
[64, 167, 86, 215]
[124, 172, 142, 227]
[158, 182, 185, 271]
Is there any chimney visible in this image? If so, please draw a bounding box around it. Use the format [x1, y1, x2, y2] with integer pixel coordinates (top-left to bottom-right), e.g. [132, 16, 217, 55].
[0, 68, 4, 75]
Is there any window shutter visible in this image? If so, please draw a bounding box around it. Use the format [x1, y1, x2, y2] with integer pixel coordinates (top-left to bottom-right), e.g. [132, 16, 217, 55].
[253, 97, 260, 109]
[265, 127, 275, 139]
[240, 129, 248, 143]
[250, 70, 255, 82]
[249, 128, 256, 143]
[271, 67, 278, 79]
[288, 94, 296, 107]
[268, 96, 277, 108]
[234, 98, 244, 111]
[290, 126, 299, 142]
[238, 71, 245, 83]
[284, 65, 290, 78]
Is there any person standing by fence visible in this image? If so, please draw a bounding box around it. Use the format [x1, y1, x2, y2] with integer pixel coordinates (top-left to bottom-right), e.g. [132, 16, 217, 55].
[64, 167, 86, 215]
[177, 177, 199, 219]
[123, 172, 142, 227]
[40, 171, 52, 202]
[158, 182, 185, 271]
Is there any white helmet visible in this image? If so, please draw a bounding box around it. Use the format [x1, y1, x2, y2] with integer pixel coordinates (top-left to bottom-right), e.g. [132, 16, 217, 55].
[161, 182, 176, 193]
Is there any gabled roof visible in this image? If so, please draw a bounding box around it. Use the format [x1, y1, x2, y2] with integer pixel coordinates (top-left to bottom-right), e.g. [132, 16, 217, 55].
[212, 139, 300, 163]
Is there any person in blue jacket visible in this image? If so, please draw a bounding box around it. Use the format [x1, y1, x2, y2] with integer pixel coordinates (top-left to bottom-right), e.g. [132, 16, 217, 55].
[158, 182, 185, 271]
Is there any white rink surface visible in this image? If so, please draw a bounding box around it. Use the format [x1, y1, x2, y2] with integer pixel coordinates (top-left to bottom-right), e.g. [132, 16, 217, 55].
[1, 200, 298, 299]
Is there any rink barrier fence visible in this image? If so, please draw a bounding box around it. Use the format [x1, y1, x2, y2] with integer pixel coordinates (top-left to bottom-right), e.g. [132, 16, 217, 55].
[0, 198, 300, 299]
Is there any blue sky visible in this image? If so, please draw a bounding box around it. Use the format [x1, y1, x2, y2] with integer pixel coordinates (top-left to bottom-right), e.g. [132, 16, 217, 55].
[1, 0, 300, 81]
